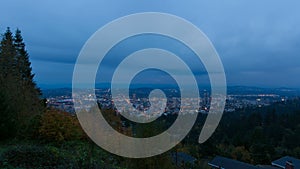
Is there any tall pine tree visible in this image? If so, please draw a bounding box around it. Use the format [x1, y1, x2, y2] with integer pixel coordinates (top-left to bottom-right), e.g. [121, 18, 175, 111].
[0, 28, 19, 138]
[0, 28, 16, 80]
[16, 29, 43, 138]
[0, 28, 43, 140]
[14, 29, 35, 87]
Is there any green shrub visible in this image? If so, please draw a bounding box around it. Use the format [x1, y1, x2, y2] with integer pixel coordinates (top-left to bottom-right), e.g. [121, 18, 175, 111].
[0, 145, 78, 169]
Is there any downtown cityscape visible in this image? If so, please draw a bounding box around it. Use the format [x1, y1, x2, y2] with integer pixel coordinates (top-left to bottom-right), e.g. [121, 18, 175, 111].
[45, 87, 296, 115]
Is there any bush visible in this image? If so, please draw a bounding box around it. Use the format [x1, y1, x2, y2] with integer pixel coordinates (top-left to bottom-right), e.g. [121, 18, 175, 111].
[0, 141, 126, 169]
[0, 145, 77, 168]
[39, 109, 85, 142]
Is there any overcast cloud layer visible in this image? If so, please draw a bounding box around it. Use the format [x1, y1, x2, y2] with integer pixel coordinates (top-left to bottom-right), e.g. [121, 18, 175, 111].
[1, 0, 300, 88]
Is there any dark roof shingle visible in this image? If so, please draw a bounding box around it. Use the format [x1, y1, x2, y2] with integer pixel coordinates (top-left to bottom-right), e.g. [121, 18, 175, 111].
[208, 156, 261, 169]
[271, 156, 300, 169]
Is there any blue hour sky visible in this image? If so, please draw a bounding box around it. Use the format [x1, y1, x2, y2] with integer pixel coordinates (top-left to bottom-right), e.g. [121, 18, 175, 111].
[1, 0, 300, 88]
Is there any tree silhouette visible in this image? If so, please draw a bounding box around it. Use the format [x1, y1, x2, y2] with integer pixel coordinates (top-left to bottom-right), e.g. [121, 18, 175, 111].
[0, 28, 43, 140]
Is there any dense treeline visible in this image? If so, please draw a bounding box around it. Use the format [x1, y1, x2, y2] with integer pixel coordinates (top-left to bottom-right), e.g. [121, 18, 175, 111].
[0, 28, 43, 139]
[100, 98, 300, 168]
[183, 98, 300, 166]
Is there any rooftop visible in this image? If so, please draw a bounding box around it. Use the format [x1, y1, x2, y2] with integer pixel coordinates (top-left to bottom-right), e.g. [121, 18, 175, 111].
[271, 156, 300, 169]
[208, 156, 261, 169]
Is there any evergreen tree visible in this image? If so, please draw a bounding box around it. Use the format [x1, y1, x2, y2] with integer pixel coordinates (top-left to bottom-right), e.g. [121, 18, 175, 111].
[0, 28, 19, 139]
[0, 28, 16, 79]
[14, 29, 36, 87]
[14, 29, 43, 137]
[0, 28, 43, 140]
[0, 87, 18, 138]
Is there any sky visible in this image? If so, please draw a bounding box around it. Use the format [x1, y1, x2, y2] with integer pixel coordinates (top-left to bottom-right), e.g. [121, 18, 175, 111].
[1, 0, 300, 89]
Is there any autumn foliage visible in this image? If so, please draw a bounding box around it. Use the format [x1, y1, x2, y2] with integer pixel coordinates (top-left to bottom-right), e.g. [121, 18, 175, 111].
[39, 109, 86, 142]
